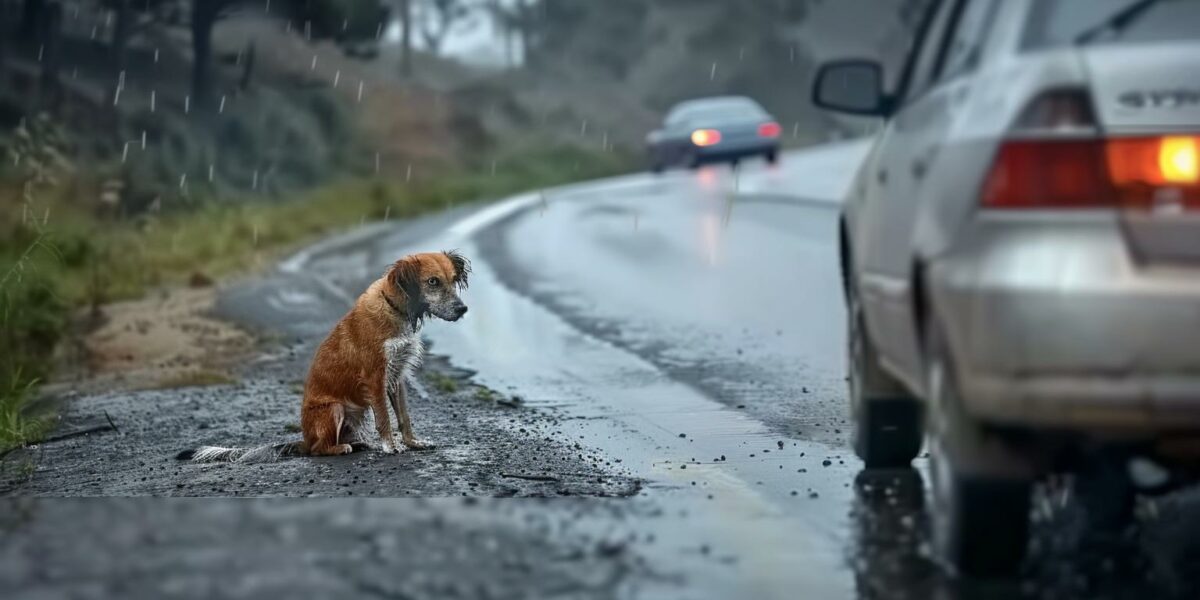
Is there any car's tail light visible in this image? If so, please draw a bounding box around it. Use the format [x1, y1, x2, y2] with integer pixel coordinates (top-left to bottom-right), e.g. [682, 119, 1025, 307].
[981, 140, 1112, 208]
[691, 129, 721, 146]
[758, 122, 782, 138]
[982, 90, 1199, 210]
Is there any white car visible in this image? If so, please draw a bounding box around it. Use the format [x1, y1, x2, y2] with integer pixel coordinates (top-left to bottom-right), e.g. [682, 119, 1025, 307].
[814, 0, 1200, 577]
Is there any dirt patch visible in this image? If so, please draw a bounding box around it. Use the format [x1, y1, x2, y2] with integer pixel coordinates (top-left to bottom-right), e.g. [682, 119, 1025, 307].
[58, 286, 255, 395]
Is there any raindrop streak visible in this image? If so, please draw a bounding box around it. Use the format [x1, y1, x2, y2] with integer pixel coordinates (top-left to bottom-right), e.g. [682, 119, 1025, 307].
[121, 143, 130, 164]
[405, 164, 412, 182]
[311, 55, 318, 71]
[150, 91, 156, 113]
[37, 45, 44, 61]
[219, 96, 227, 114]
[710, 62, 717, 81]
[208, 165, 215, 182]
[265, 0, 271, 13]
[580, 120, 588, 136]
[602, 131, 608, 151]
[179, 174, 188, 189]
[141, 131, 147, 150]
[357, 81, 364, 102]
[739, 46, 745, 61]
[333, 70, 341, 88]
[252, 170, 260, 191]
[793, 122, 799, 139]
[154, 49, 159, 64]
[383, 206, 391, 221]
[185, 96, 190, 114]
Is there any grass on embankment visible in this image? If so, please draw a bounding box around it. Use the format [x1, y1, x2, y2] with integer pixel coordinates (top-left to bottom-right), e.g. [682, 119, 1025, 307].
[0, 143, 635, 454]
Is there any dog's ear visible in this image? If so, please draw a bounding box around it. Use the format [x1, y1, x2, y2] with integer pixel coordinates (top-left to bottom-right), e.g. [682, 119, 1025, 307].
[444, 250, 471, 290]
[390, 257, 427, 325]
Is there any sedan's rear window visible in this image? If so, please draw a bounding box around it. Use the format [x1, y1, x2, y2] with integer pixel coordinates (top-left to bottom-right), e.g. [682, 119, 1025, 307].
[1023, 0, 1200, 49]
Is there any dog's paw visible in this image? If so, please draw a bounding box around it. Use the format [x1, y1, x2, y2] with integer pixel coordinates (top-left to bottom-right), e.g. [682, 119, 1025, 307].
[379, 441, 402, 455]
[402, 439, 436, 451]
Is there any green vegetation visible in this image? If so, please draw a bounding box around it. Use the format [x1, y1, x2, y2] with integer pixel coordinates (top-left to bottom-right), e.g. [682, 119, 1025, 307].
[427, 371, 460, 394]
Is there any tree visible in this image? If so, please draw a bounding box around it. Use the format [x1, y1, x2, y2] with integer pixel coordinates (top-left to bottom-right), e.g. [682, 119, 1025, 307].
[190, 0, 235, 109]
[189, 0, 389, 109]
[17, 0, 43, 41]
[102, 0, 169, 74]
[399, 0, 412, 76]
[485, 0, 540, 68]
[416, 0, 475, 56]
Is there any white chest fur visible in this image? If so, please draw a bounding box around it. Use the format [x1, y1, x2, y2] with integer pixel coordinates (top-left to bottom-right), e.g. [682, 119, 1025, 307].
[383, 335, 424, 390]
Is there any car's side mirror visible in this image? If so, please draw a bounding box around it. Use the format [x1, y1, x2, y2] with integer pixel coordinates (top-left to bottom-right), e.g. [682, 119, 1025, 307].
[812, 60, 891, 117]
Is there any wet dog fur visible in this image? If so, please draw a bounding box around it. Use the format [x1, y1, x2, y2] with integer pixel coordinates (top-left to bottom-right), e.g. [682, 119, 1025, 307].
[179, 251, 470, 462]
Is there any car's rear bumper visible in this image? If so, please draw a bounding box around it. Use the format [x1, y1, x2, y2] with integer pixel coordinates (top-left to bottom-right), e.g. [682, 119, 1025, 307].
[928, 212, 1200, 434]
[695, 139, 777, 159]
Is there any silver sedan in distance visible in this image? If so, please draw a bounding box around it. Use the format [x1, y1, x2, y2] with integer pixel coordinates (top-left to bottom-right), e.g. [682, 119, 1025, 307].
[814, 0, 1200, 580]
[646, 96, 781, 172]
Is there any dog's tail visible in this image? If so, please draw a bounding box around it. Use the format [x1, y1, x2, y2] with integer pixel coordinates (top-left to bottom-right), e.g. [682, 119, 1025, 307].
[176, 441, 305, 463]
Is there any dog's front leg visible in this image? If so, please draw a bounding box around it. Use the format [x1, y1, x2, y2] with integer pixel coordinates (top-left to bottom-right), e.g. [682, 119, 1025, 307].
[369, 377, 399, 454]
[389, 377, 433, 450]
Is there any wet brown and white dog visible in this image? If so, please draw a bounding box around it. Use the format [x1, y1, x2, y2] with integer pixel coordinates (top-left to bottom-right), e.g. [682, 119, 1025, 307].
[179, 251, 470, 462]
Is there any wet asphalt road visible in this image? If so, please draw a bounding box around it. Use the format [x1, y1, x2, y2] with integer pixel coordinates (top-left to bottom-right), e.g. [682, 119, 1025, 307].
[6, 142, 1200, 598]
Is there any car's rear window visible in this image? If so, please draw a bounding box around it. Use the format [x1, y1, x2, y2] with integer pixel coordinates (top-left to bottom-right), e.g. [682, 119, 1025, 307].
[1023, 0, 1200, 49]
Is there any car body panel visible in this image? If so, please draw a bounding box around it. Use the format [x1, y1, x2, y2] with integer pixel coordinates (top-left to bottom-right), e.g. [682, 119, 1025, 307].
[839, 0, 1200, 435]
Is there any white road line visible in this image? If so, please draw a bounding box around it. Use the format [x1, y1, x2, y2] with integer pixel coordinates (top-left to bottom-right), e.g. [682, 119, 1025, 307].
[445, 192, 541, 240]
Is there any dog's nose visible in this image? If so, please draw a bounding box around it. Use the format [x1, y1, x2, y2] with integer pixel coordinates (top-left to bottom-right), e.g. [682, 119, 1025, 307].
[455, 304, 468, 317]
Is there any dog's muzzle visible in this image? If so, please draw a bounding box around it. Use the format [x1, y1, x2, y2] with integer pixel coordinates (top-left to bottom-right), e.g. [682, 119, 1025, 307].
[448, 302, 468, 321]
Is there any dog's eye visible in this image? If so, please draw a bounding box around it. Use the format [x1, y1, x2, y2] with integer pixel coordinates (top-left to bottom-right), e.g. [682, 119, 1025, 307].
[426, 277, 440, 287]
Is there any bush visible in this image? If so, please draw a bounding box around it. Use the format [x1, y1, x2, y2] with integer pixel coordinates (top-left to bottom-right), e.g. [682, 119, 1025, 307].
[0, 230, 66, 454]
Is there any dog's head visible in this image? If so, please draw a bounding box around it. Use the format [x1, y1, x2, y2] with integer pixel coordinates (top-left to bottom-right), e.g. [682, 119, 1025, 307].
[387, 251, 471, 326]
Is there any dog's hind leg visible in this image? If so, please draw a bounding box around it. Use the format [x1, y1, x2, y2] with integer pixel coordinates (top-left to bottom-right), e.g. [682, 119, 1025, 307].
[305, 401, 353, 456]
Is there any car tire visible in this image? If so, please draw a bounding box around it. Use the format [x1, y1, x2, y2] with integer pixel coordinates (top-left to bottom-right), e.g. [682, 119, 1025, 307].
[846, 279, 923, 468]
[765, 149, 778, 165]
[926, 322, 1032, 579]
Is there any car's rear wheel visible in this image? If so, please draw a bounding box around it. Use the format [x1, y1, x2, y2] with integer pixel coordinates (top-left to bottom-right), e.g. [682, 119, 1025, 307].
[926, 322, 1032, 578]
[765, 149, 778, 165]
[846, 279, 923, 468]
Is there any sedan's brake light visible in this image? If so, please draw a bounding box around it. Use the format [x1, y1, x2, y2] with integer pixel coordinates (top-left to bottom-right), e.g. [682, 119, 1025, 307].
[981, 140, 1111, 209]
[982, 137, 1200, 210]
[691, 129, 721, 146]
[758, 122, 782, 138]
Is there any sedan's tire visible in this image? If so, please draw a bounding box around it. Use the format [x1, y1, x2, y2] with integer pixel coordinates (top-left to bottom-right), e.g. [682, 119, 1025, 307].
[846, 280, 922, 468]
[926, 322, 1032, 579]
[765, 149, 778, 165]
